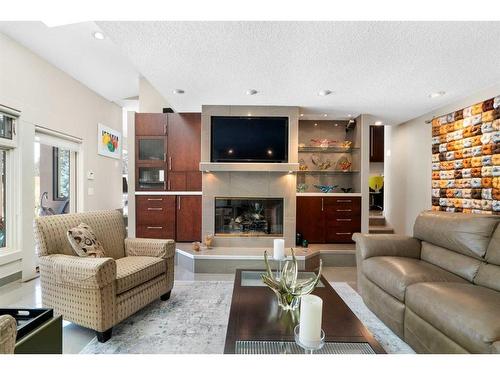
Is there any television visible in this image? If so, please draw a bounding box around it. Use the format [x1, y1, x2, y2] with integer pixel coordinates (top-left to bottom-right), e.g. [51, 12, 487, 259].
[211, 116, 289, 163]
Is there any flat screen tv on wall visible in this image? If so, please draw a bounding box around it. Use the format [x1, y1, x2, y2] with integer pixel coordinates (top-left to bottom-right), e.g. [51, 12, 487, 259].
[211, 116, 289, 163]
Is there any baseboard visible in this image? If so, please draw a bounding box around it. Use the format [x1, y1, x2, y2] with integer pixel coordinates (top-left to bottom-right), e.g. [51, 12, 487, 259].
[0, 271, 22, 287]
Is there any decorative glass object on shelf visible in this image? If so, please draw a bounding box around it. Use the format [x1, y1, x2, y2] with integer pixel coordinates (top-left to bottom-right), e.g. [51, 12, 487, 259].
[310, 154, 331, 170]
[261, 248, 322, 311]
[0, 113, 14, 140]
[341, 187, 353, 193]
[336, 156, 352, 172]
[298, 158, 308, 171]
[314, 185, 338, 193]
[296, 183, 308, 193]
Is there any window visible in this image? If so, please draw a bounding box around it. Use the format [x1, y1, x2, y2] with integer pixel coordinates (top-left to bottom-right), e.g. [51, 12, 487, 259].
[0, 114, 14, 140]
[0, 150, 6, 248]
[53, 147, 70, 201]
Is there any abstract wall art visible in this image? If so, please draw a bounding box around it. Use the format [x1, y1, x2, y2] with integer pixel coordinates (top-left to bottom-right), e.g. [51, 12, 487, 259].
[97, 123, 122, 159]
[431, 95, 500, 215]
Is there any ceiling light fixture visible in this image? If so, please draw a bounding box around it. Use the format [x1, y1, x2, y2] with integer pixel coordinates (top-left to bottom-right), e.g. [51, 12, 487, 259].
[318, 90, 333, 96]
[323, 114, 328, 117]
[300, 114, 304, 117]
[93, 31, 105, 40]
[246, 89, 258, 95]
[375, 121, 383, 126]
[429, 91, 446, 98]
[172, 89, 185, 94]
[347, 114, 352, 118]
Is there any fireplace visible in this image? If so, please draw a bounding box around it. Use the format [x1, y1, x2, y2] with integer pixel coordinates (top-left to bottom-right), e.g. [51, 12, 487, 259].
[215, 198, 284, 237]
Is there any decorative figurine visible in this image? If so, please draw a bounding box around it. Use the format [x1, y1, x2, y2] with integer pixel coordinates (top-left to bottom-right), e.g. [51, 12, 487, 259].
[204, 234, 214, 249]
[296, 183, 309, 193]
[299, 158, 308, 171]
[261, 248, 322, 310]
[314, 184, 338, 193]
[341, 187, 353, 193]
[192, 242, 201, 252]
[337, 156, 352, 172]
[311, 154, 331, 170]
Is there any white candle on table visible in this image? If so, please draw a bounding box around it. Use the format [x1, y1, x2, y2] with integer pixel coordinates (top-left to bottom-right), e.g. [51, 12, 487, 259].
[299, 295, 323, 345]
[273, 239, 285, 260]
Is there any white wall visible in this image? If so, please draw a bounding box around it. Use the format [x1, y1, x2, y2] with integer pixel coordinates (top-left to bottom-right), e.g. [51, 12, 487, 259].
[0, 32, 123, 280]
[138, 77, 169, 113]
[385, 83, 500, 235]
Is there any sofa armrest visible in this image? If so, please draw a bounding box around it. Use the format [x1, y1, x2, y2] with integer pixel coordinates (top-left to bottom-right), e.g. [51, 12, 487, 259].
[352, 233, 421, 261]
[124, 238, 176, 259]
[38, 254, 116, 289]
[0, 315, 16, 354]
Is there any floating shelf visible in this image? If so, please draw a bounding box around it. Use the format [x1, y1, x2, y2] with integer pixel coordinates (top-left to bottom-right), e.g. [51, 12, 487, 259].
[296, 170, 360, 174]
[298, 147, 360, 153]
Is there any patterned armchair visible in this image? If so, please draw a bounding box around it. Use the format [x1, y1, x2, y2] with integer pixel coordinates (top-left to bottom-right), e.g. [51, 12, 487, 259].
[0, 315, 16, 354]
[34, 210, 175, 343]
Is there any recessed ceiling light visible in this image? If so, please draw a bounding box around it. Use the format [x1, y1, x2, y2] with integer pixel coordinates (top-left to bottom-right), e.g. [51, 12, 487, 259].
[314, 123, 318, 127]
[172, 89, 185, 94]
[323, 114, 328, 117]
[300, 114, 304, 117]
[334, 123, 339, 127]
[429, 91, 446, 98]
[347, 114, 352, 118]
[246, 89, 258, 95]
[375, 121, 383, 126]
[93, 31, 105, 40]
[318, 90, 333, 96]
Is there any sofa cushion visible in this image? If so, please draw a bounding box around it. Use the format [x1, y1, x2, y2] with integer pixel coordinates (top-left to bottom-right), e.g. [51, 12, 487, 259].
[406, 282, 500, 353]
[115, 256, 166, 294]
[420, 242, 482, 282]
[413, 211, 499, 259]
[486, 222, 500, 265]
[362, 256, 466, 302]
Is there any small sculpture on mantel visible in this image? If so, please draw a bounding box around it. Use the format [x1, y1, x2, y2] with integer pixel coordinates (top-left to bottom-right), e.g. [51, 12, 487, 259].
[204, 234, 214, 249]
[192, 241, 201, 252]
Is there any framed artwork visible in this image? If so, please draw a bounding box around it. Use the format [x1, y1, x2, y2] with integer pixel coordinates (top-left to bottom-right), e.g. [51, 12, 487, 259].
[97, 123, 122, 159]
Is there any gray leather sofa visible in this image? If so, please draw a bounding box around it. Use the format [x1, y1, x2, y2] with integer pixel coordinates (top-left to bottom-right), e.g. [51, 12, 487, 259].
[353, 211, 500, 354]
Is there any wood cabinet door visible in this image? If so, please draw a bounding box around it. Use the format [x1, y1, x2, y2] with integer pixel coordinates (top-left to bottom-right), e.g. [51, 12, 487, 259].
[135, 113, 168, 136]
[168, 172, 187, 191]
[176, 195, 202, 242]
[136, 195, 176, 239]
[167, 113, 201, 172]
[370, 125, 385, 162]
[296, 197, 325, 243]
[186, 171, 202, 191]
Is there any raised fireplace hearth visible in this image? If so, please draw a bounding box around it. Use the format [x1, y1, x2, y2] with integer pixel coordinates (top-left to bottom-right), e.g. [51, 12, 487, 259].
[215, 198, 284, 237]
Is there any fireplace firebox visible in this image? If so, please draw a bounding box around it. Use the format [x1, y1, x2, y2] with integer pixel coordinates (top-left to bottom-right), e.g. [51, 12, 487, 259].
[215, 198, 284, 236]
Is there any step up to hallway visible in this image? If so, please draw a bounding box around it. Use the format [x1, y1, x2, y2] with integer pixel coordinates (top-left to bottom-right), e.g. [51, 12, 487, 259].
[368, 212, 395, 234]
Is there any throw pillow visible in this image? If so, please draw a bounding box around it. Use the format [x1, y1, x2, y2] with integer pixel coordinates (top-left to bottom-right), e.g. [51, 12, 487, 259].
[67, 223, 106, 258]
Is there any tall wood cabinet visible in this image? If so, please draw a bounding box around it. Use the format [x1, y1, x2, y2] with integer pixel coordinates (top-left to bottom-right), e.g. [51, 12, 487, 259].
[135, 113, 202, 192]
[370, 125, 384, 162]
[135, 113, 202, 242]
[296, 196, 361, 244]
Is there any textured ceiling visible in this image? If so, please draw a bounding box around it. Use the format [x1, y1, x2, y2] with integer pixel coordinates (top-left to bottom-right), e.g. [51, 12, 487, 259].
[0, 21, 139, 102]
[98, 21, 500, 124]
[2, 21, 500, 124]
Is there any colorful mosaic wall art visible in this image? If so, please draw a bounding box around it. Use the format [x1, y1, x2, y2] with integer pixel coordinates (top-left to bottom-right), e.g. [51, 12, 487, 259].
[431, 95, 500, 215]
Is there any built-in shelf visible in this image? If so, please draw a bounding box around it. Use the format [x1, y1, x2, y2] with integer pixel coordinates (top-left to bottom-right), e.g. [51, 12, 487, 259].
[298, 147, 360, 153]
[199, 162, 299, 172]
[296, 170, 360, 174]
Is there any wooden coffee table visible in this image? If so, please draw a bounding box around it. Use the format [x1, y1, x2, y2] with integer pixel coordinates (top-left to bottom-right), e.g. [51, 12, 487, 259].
[224, 269, 385, 354]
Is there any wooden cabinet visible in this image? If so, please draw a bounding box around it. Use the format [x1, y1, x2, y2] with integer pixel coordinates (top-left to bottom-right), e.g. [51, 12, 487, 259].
[296, 196, 361, 244]
[135, 113, 167, 136]
[166, 113, 202, 191]
[136, 195, 176, 239]
[296, 197, 324, 243]
[176, 195, 202, 242]
[134, 113, 202, 240]
[135, 113, 201, 192]
[370, 125, 384, 162]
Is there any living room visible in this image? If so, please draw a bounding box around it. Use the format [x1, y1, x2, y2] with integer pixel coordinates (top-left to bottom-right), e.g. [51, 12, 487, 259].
[1, 1, 500, 373]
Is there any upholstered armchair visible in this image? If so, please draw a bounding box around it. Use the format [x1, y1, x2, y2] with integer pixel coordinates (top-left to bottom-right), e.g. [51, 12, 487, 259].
[34, 210, 175, 343]
[0, 315, 16, 354]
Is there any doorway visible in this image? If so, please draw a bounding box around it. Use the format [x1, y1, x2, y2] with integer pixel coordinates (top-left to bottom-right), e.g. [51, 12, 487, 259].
[34, 131, 80, 217]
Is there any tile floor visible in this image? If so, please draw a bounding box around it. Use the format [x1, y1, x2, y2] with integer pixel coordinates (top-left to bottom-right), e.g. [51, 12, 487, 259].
[0, 265, 356, 353]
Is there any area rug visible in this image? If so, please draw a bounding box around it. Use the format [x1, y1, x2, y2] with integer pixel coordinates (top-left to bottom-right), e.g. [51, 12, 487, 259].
[80, 280, 413, 354]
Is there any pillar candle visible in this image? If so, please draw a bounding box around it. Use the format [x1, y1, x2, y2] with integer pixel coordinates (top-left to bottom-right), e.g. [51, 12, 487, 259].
[299, 295, 323, 345]
[273, 239, 285, 260]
